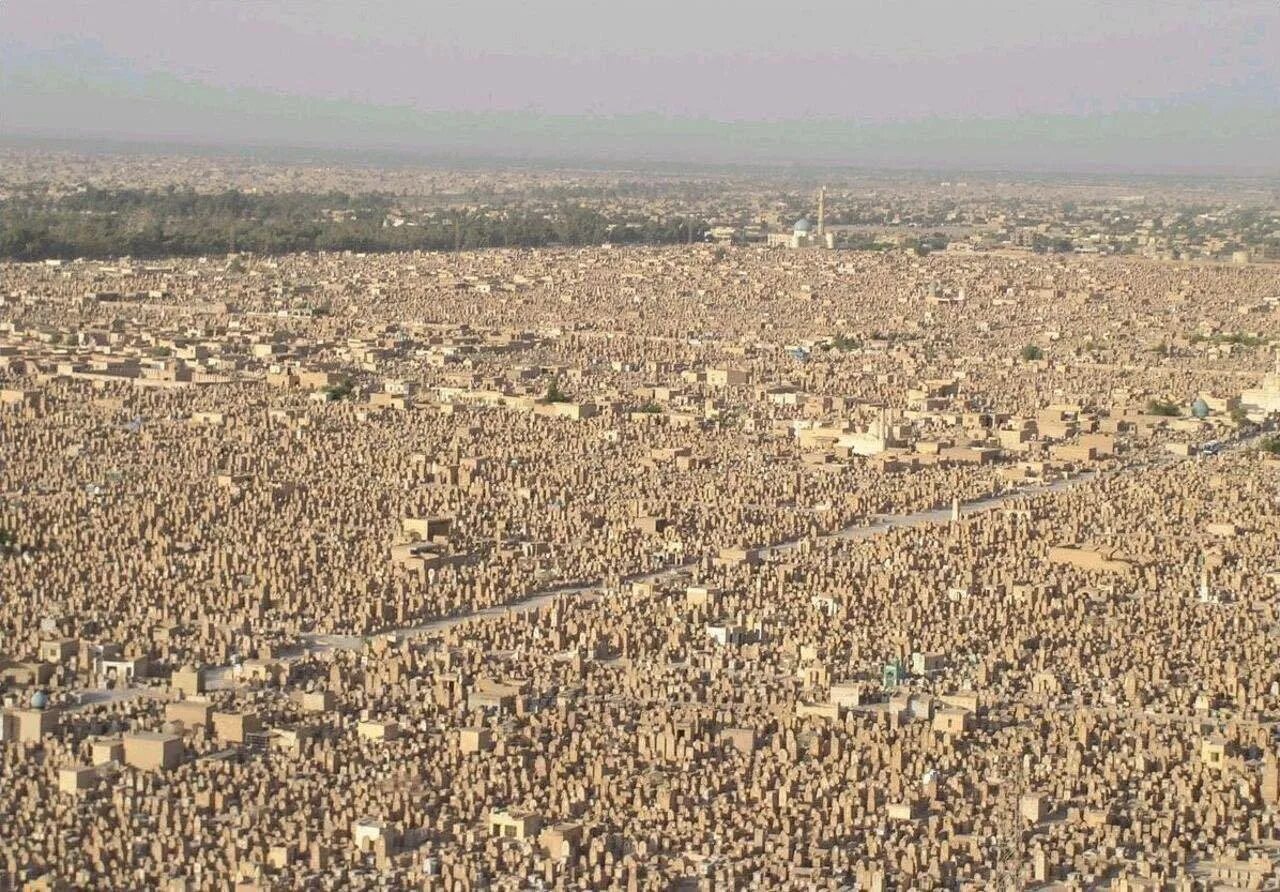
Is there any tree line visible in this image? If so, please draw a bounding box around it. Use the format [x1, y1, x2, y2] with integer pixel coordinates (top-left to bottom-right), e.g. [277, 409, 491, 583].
[0, 187, 710, 261]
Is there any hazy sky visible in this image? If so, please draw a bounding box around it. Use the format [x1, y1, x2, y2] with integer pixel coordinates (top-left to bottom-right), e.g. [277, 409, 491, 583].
[3, 0, 1278, 169]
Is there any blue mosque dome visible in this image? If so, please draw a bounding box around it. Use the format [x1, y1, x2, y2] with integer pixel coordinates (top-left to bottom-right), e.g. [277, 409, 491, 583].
[30, 690, 49, 710]
[793, 218, 812, 234]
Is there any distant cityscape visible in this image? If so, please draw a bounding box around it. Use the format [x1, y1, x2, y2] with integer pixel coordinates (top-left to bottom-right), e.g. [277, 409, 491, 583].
[3, 149, 1279, 264]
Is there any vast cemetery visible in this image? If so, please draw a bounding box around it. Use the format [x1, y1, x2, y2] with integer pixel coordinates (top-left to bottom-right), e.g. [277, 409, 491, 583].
[2, 233, 1280, 889]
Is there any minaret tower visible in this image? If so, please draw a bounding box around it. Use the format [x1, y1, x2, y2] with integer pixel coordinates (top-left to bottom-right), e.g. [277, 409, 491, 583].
[817, 187, 826, 237]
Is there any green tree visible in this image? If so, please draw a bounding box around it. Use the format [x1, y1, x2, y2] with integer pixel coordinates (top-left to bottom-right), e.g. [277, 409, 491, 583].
[544, 377, 570, 404]
[324, 378, 356, 401]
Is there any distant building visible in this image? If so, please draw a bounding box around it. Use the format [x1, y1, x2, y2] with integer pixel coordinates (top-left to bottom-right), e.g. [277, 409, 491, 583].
[1240, 362, 1280, 420]
[767, 188, 835, 249]
[706, 226, 740, 245]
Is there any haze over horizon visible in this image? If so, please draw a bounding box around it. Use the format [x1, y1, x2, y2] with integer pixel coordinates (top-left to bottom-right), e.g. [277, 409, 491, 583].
[3, 0, 1279, 172]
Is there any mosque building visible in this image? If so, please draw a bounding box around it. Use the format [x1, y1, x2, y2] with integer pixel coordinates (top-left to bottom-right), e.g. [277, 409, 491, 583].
[767, 187, 835, 249]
